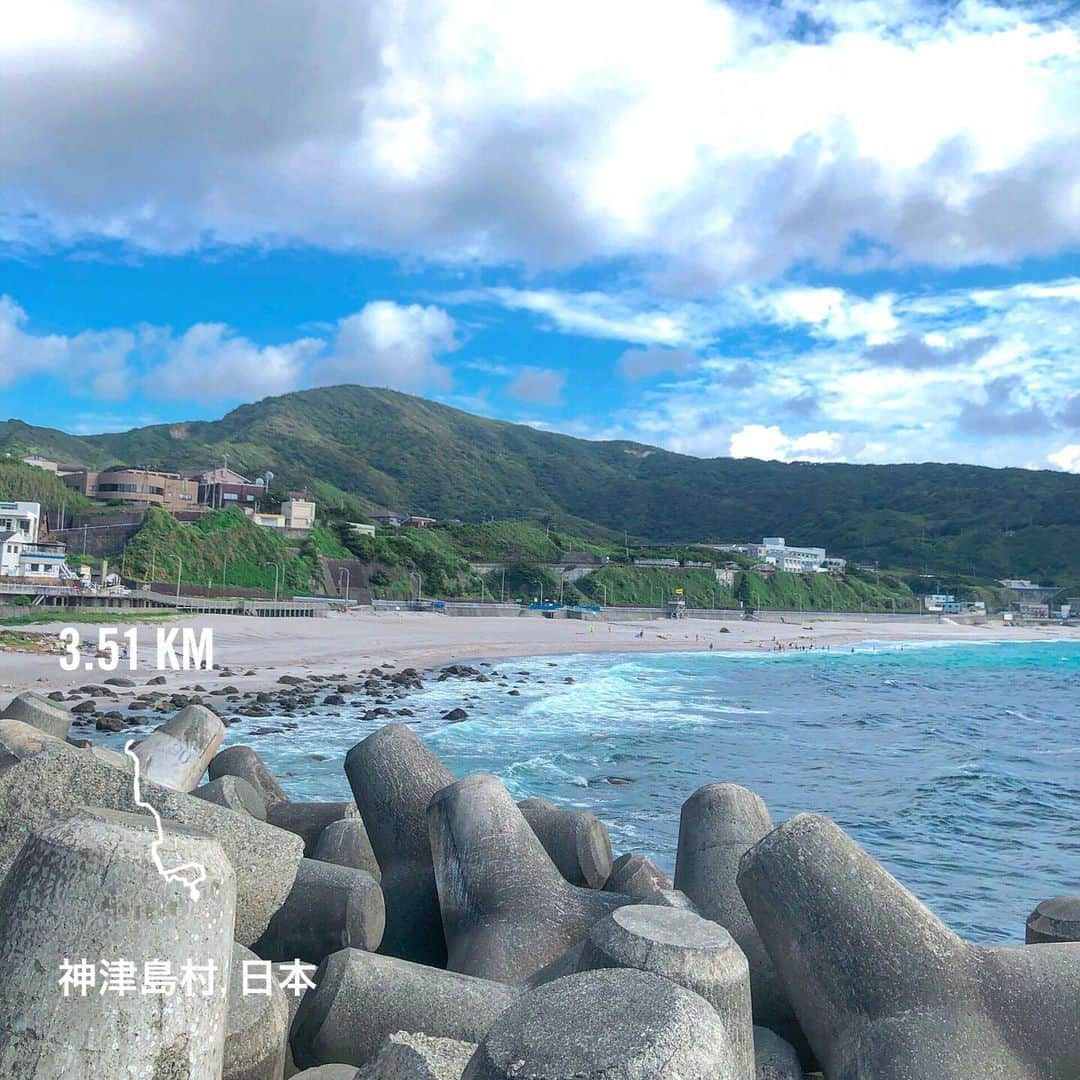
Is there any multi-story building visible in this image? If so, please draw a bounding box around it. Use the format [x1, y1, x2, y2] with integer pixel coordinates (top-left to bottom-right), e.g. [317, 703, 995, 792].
[281, 498, 315, 531]
[62, 467, 199, 511]
[0, 501, 68, 579]
[747, 537, 828, 573]
[0, 502, 41, 540]
[179, 467, 267, 511]
[252, 498, 316, 533]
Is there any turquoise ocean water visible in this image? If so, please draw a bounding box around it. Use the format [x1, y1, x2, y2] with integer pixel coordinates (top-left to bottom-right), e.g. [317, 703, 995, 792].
[98, 640, 1079, 943]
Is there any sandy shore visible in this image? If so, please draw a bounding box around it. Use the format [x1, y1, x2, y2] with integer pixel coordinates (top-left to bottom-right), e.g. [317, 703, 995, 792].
[2, 609, 1078, 706]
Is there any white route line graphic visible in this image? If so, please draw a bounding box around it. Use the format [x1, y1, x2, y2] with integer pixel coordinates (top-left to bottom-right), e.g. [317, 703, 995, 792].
[123, 740, 207, 901]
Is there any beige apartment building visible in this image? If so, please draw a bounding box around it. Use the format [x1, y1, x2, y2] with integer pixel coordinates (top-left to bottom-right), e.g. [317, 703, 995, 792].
[62, 467, 199, 511]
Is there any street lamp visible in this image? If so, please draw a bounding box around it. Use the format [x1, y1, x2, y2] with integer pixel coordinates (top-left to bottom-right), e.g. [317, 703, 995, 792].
[600, 583, 607, 607]
[174, 556, 183, 608]
[338, 567, 351, 605]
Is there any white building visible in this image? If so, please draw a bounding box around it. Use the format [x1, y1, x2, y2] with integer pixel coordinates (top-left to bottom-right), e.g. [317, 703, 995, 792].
[281, 499, 315, 531]
[0, 502, 41, 540]
[0, 501, 68, 579]
[747, 537, 828, 573]
[253, 498, 316, 533]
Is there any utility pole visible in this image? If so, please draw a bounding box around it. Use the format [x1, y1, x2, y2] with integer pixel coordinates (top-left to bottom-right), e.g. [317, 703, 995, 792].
[175, 556, 183, 608]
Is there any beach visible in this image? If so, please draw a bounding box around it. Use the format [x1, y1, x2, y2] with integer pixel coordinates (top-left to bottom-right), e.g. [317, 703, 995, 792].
[2, 608, 1078, 703]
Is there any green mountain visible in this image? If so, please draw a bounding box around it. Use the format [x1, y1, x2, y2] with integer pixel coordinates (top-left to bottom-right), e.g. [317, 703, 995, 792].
[3, 386, 1078, 584]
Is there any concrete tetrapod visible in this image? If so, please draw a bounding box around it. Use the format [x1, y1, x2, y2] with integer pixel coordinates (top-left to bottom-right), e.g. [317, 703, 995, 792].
[255, 857, 385, 965]
[0, 808, 236, 1078]
[518, 798, 613, 888]
[196, 774, 269, 820]
[226, 942, 289, 1080]
[210, 744, 290, 807]
[291, 948, 518, 1069]
[344, 724, 455, 966]
[1026, 896, 1080, 944]
[603, 852, 672, 897]
[274, 960, 319, 1079]
[0, 739, 303, 946]
[462, 968, 742, 1079]
[576, 904, 755, 1078]
[428, 773, 630, 984]
[357, 1032, 478, 1079]
[314, 816, 381, 881]
[753, 1027, 804, 1080]
[0, 717, 128, 770]
[0, 691, 71, 739]
[132, 702, 225, 791]
[737, 813, 1080, 1080]
[674, 782, 803, 1053]
[268, 801, 360, 856]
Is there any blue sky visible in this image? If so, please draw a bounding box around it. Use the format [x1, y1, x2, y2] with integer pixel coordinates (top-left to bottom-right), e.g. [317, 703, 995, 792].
[1, 0, 1079, 472]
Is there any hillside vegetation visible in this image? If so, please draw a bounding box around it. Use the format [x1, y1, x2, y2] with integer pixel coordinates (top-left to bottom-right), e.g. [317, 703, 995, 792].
[0, 461, 95, 517]
[123, 507, 320, 592]
[3, 385, 1077, 584]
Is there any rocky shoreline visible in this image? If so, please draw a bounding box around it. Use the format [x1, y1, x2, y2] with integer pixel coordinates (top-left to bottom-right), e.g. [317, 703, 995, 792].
[48, 661, 533, 742]
[0, 687, 1077, 1077]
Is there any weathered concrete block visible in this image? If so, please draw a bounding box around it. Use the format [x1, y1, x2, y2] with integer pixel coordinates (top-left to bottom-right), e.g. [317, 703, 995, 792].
[196, 774, 268, 820]
[314, 816, 381, 881]
[0, 739, 302, 945]
[1026, 896, 1080, 944]
[345, 724, 455, 966]
[0, 807, 236, 1078]
[276, 960, 318, 1079]
[226, 942, 289, 1080]
[639, 888, 699, 912]
[603, 852, 671, 897]
[428, 773, 629, 983]
[255, 858, 385, 965]
[132, 702, 225, 791]
[292, 948, 518, 1070]
[462, 968, 743, 1078]
[675, 782, 802, 1052]
[210, 744, 290, 807]
[268, 801, 360, 857]
[737, 813, 1080, 1079]
[753, 1026, 804, 1079]
[357, 1032, 477, 1079]
[577, 904, 754, 1077]
[518, 799, 613, 888]
[0, 691, 71, 739]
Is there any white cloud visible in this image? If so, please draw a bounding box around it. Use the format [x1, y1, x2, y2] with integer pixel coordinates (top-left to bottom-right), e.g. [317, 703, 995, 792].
[148, 323, 322, 403]
[729, 423, 847, 462]
[754, 287, 899, 343]
[315, 301, 458, 391]
[506, 366, 566, 406]
[2, 1, 1078, 278]
[474, 289, 702, 346]
[0, 296, 459, 402]
[0, 295, 135, 392]
[1048, 444, 1080, 472]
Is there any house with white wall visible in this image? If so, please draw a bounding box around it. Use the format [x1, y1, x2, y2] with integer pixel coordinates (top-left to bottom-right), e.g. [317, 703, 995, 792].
[0, 501, 68, 579]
